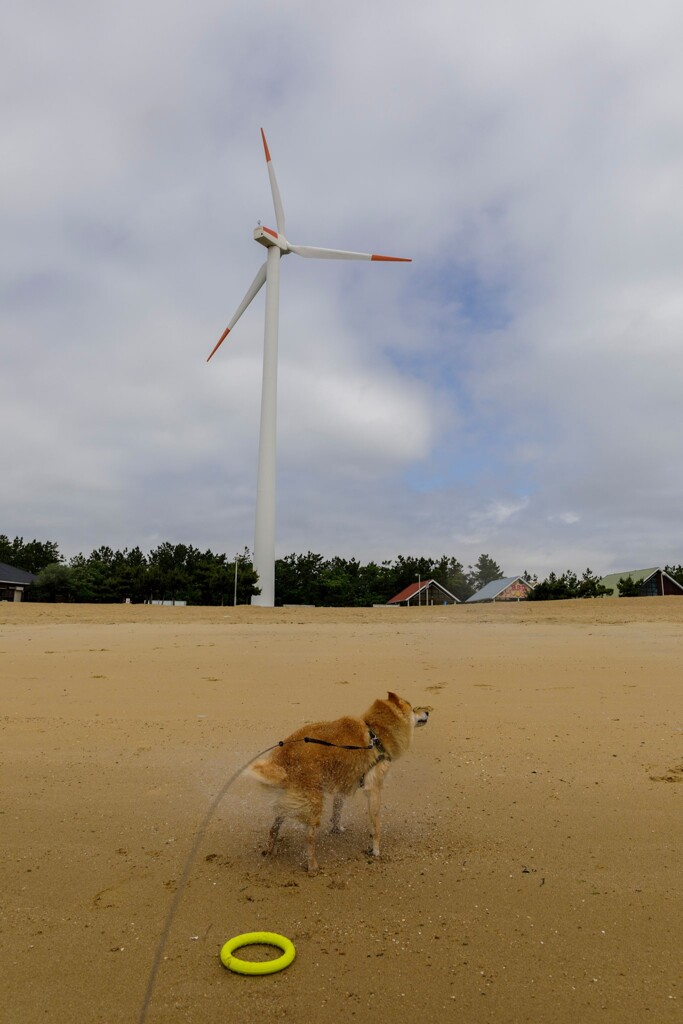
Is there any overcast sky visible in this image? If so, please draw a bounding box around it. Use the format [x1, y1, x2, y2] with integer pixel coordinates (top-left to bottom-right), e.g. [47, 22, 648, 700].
[3, 0, 683, 577]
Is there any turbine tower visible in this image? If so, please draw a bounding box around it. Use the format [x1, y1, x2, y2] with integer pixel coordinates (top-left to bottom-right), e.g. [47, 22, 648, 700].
[208, 129, 410, 606]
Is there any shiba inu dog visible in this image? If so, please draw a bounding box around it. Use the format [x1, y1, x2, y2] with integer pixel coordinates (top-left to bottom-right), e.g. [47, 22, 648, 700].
[247, 692, 429, 874]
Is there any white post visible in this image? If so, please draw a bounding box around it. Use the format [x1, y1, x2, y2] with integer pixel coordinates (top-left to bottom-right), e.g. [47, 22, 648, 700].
[251, 245, 280, 607]
[233, 553, 238, 606]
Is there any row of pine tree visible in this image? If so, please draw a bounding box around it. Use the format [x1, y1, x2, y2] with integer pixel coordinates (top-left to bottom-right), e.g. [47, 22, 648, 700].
[3, 535, 681, 606]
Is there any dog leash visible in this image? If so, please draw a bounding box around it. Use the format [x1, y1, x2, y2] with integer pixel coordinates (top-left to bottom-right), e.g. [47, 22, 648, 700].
[138, 730, 382, 1023]
[137, 741, 284, 1024]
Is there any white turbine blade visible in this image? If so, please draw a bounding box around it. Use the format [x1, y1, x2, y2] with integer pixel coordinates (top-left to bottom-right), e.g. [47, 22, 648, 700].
[289, 243, 411, 262]
[207, 260, 267, 362]
[261, 128, 285, 235]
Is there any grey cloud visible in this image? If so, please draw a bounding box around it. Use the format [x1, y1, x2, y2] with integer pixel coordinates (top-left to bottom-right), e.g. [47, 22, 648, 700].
[2, 1, 683, 577]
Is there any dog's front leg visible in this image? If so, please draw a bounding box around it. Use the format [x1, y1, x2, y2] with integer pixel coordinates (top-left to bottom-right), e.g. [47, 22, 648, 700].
[330, 794, 345, 833]
[364, 782, 383, 857]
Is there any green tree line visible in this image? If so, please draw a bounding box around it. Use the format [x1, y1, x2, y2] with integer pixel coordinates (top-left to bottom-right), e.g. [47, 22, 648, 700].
[3, 534, 682, 605]
[272, 551, 502, 606]
[2, 535, 503, 606]
[1, 536, 259, 605]
[524, 568, 613, 600]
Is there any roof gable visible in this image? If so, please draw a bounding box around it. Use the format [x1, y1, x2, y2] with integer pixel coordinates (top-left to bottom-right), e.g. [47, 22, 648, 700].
[388, 578, 460, 604]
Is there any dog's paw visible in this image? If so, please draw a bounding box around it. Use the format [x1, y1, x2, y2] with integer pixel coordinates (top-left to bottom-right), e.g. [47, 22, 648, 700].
[329, 824, 346, 834]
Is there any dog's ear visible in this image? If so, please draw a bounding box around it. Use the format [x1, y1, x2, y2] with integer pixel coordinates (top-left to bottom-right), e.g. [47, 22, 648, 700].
[387, 691, 402, 707]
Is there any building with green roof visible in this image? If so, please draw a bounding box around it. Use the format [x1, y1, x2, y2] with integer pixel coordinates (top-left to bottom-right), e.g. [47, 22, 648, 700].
[598, 567, 683, 597]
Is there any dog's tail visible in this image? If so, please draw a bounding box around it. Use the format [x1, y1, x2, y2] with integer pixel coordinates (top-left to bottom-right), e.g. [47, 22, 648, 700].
[245, 758, 288, 788]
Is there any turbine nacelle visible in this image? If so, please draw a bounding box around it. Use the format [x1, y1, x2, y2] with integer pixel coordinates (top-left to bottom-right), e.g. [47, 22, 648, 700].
[254, 225, 289, 252]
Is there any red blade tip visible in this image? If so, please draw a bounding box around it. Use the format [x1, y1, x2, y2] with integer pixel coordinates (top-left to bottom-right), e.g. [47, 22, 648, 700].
[370, 255, 412, 262]
[260, 128, 271, 163]
[207, 326, 230, 362]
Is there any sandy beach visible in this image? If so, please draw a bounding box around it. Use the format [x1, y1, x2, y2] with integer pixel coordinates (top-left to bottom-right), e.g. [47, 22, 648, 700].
[2, 598, 681, 1023]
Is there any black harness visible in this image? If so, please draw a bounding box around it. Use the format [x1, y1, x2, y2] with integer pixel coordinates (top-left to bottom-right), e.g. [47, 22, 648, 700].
[359, 727, 390, 787]
[280, 725, 390, 788]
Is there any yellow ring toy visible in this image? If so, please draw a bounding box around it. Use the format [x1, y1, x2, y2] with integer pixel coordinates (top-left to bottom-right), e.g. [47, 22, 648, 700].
[220, 931, 296, 975]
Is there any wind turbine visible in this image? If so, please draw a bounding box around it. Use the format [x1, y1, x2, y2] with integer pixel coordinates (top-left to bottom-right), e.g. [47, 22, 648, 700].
[208, 129, 411, 607]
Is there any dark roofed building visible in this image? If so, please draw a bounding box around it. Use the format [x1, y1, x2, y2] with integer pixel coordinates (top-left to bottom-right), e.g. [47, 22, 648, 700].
[0, 562, 38, 602]
[387, 579, 460, 606]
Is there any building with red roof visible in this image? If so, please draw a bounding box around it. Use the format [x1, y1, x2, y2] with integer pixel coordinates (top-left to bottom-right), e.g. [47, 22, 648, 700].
[387, 579, 460, 606]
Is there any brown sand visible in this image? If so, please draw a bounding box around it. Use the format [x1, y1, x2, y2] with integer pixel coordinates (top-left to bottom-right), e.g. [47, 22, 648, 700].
[2, 598, 681, 1023]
